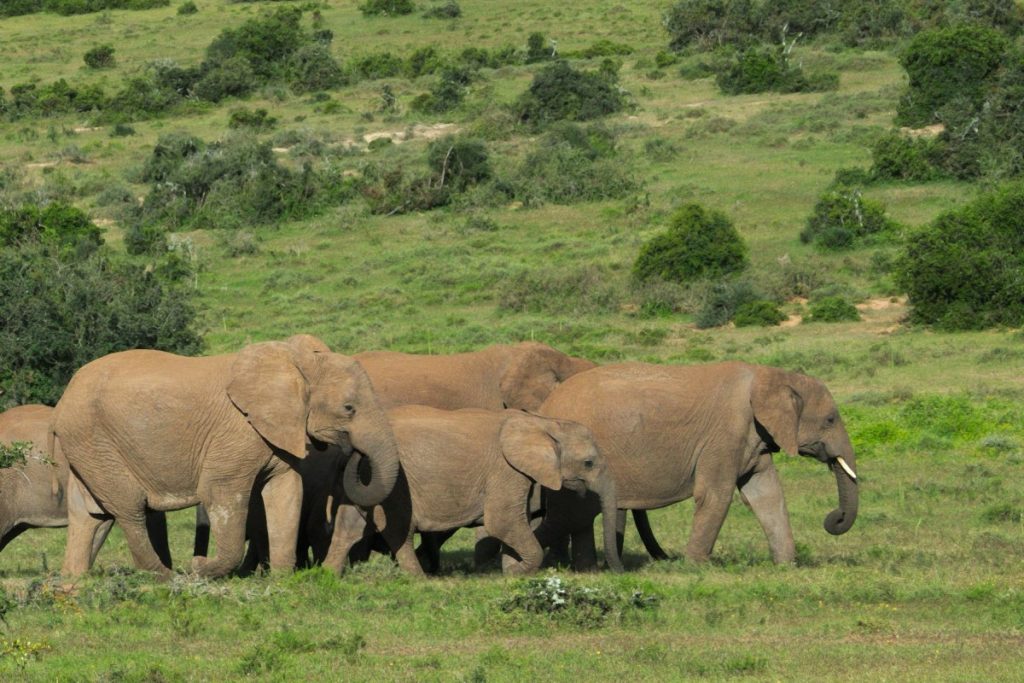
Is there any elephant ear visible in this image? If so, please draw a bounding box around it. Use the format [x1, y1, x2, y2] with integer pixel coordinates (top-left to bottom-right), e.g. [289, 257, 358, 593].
[227, 342, 310, 459]
[284, 334, 332, 381]
[499, 343, 562, 411]
[500, 413, 563, 490]
[751, 366, 803, 456]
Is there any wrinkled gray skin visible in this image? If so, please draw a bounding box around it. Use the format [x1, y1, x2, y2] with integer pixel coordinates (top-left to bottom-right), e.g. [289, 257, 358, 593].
[310, 342, 596, 570]
[54, 334, 401, 579]
[322, 406, 622, 576]
[535, 361, 859, 568]
[0, 405, 67, 552]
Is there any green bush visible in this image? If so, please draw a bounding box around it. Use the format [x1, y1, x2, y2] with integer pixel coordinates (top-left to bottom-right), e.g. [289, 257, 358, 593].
[193, 57, 258, 102]
[758, 0, 843, 38]
[0, 201, 102, 256]
[359, 0, 414, 16]
[800, 186, 898, 249]
[870, 131, 945, 181]
[422, 1, 460, 18]
[84, 45, 116, 69]
[410, 66, 471, 113]
[806, 296, 861, 323]
[716, 45, 838, 95]
[516, 61, 625, 126]
[733, 299, 786, 327]
[288, 44, 346, 93]
[694, 279, 760, 328]
[349, 52, 406, 80]
[896, 182, 1024, 329]
[895, 24, 1008, 127]
[426, 136, 490, 192]
[205, 7, 306, 80]
[228, 108, 278, 131]
[0, 232, 201, 406]
[663, 0, 760, 51]
[177, 0, 197, 14]
[526, 32, 555, 63]
[634, 204, 748, 284]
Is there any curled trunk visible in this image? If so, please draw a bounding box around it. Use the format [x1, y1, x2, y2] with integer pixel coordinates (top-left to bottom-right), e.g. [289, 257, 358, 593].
[824, 455, 858, 535]
[341, 416, 401, 507]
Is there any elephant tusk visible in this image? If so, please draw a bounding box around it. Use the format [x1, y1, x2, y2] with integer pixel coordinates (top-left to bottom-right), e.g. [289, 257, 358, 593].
[836, 456, 857, 481]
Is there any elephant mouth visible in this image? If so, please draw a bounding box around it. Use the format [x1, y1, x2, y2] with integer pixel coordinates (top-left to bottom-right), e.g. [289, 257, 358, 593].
[830, 456, 857, 481]
[562, 478, 587, 496]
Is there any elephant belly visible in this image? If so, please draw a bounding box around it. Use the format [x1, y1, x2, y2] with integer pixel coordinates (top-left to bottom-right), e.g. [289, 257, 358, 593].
[146, 491, 201, 512]
[616, 477, 694, 510]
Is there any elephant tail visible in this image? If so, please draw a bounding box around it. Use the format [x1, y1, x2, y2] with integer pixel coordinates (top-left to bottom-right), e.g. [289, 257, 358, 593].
[633, 509, 670, 561]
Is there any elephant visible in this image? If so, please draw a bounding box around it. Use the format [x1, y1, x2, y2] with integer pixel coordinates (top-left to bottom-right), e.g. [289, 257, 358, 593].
[294, 341, 596, 569]
[321, 406, 623, 576]
[0, 405, 67, 553]
[532, 361, 859, 568]
[353, 341, 596, 412]
[52, 334, 401, 579]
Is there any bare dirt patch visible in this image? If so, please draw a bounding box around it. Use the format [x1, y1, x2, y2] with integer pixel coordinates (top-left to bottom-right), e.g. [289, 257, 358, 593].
[900, 123, 944, 138]
[351, 122, 459, 147]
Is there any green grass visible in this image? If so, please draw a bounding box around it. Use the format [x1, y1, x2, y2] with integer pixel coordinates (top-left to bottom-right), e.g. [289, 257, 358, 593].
[2, 1, 1024, 679]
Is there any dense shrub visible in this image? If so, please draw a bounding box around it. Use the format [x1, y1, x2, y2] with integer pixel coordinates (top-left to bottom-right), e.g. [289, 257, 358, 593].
[716, 45, 838, 95]
[516, 61, 625, 126]
[733, 299, 786, 326]
[0, 202, 103, 256]
[507, 123, 637, 206]
[177, 1, 197, 15]
[1, 0, 169, 17]
[206, 7, 306, 80]
[663, 0, 759, 51]
[526, 33, 554, 63]
[757, 0, 844, 38]
[410, 67, 472, 114]
[634, 204, 748, 284]
[895, 24, 1007, 127]
[84, 45, 116, 69]
[228, 108, 278, 131]
[800, 186, 898, 249]
[192, 57, 258, 102]
[349, 52, 406, 80]
[289, 45, 347, 93]
[422, 1, 460, 18]
[359, 0, 414, 16]
[870, 131, 945, 181]
[694, 279, 760, 328]
[0, 207, 201, 406]
[426, 136, 491, 192]
[805, 296, 861, 322]
[896, 182, 1024, 329]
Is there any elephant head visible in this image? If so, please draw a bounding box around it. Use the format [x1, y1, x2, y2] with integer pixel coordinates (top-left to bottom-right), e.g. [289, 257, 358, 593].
[751, 366, 858, 536]
[500, 413, 623, 572]
[499, 343, 597, 411]
[227, 335, 400, 508]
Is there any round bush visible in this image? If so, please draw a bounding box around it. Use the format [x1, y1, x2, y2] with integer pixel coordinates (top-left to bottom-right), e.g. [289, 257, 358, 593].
[805, 296, 860, 323]
[288, 44, 346, 93]
[633, 204, 748, 284]
[733, 299, 786, 327]
[895, 24, 1007, 127]
[426, 136, 491, 191]
[663, 0, 759, 51]
[800, 186, 898, 250]
[516, 61, 625, 126]
[177, 1, 197, 15]
[896, 182, 1024, 329]
[359, 0, 414, 16]
[84, 45, 116, 69]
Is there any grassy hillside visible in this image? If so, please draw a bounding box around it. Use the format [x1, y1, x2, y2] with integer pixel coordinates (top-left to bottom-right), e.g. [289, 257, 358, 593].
[1, 1, 1023, 680]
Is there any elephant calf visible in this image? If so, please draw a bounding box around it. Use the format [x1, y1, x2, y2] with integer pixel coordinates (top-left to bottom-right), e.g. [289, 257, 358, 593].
[323, 406, 623, 576]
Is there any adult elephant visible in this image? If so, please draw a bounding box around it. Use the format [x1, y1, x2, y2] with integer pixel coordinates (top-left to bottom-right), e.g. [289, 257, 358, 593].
[53, 334, 400, 578]
[0, 405, 69, 552]
[535, 361, 859, 568]
[302, 341, 595, 568]
[322, 406, 622, 576]
[353, 341, 596, 412]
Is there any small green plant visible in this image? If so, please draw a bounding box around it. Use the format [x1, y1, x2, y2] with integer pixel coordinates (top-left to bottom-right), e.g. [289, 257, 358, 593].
[176, 0, 197, 15]
[426, 135, 491, 191]
[499, 575, 658, 628]
[422, 0, 459, 18]
[236, 644, 281, 675]
[109, 122, 136, 137]
[694, 279, 760, 328]
[800, 186, 898, 250]
[0, 638, 51, 670]
[733, 299, 786, 327]
[83, 45, 116, 69]
[717, 44, 838, 95]
[633, 203, 748, 285]
[227, 107, 278, 131]
[526, 32, 554, 63]
[0, 441, 33, 469]
[359, 0, 414, 16]
[806, 296, 861, 323]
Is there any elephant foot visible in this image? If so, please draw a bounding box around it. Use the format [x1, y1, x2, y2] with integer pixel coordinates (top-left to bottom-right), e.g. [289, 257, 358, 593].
[191, 555, 237, 579]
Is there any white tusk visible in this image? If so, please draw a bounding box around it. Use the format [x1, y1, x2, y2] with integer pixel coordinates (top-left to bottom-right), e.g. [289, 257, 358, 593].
[836, 457, 857, 481]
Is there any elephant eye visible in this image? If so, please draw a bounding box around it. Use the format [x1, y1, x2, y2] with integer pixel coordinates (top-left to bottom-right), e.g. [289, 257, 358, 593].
[583, 459, 594, 470]
[344, 404, 356, 415]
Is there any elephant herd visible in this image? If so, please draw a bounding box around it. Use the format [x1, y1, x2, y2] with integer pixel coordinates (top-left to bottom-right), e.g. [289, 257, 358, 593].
[0, 335, 859, 580]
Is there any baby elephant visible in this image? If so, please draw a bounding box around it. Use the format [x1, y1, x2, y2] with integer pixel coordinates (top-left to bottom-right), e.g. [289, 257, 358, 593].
[323, 406, 623, 576]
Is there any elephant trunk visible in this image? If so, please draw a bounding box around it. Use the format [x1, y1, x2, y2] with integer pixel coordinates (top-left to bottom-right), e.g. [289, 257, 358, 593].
[597, 478, 623, 573]
[0, 474, 23, 553]
[823, 441, 858, 536]
[341, 413, 401, 508]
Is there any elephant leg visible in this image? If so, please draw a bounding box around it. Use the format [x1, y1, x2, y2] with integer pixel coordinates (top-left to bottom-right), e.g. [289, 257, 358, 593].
[570, 525, 598, 572]
[473, 527, 502, 571]
[738, 457, 796, 564]
[118, 508, 173, 578]
[377, 507, 423, 577]
[416, 529, 456, 574]
[322, 505, 372, 574]
[63, 473, 113, 577]
[191, 484, 251, 578]
[261, 468, 302, 573]
[485, 480, 543, 576]
[146, 510, 172, 569]
[615, 508, 627, 558]
[193, 504, 211, 558]
[686, 474, 735, 563]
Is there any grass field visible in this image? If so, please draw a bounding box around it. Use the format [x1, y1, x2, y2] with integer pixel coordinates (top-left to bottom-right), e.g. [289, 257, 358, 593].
[1, 1, 1023, 680]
